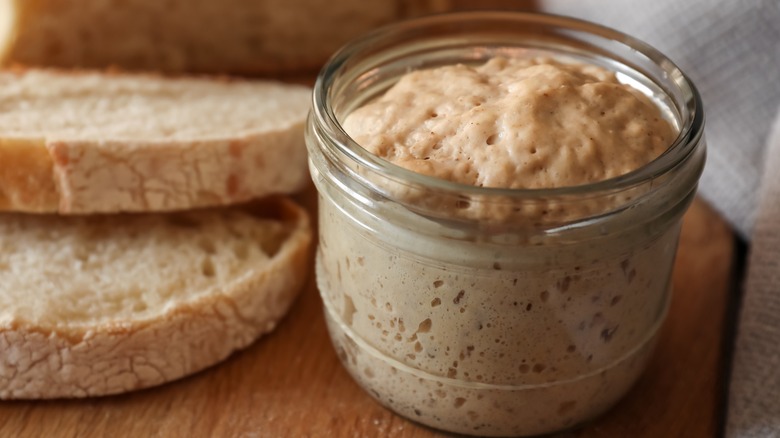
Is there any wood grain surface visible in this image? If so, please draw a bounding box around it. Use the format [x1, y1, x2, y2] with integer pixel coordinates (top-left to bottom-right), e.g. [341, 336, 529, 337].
[0, 186, 736, 438]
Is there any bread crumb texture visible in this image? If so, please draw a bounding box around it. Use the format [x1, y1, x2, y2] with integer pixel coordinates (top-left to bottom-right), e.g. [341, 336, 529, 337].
[0, 70, 311, 213]
[344, 57, 675, 189]
[0, 198, 312, 398]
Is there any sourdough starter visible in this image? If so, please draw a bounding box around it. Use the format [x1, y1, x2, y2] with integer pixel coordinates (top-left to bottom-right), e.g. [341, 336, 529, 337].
[315, 57, 678, 436]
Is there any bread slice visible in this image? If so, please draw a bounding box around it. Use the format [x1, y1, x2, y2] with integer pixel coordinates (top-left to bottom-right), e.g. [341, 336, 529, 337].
[0, 196, 312, 399]
[0, 0, 449, 74]
[0, 69, 311, 214]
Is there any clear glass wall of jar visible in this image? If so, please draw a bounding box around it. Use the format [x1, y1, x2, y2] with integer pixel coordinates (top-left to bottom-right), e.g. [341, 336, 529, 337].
[306, 12, 705, 437]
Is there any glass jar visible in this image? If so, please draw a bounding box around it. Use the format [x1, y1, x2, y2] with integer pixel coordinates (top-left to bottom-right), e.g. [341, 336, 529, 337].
[306, 12, 705, 437]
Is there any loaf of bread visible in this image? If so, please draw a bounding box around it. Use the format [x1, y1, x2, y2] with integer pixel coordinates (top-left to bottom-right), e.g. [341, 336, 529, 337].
[0, 68, 311, 214]
[0, 196, 312, 399]
[0, 0, 448, 74]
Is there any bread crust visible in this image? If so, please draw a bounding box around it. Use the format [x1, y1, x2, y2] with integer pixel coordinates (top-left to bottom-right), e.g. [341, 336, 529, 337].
[0, 197, 312, 399]
[50, 127, 309, 214]
[0, 137, 58, 212]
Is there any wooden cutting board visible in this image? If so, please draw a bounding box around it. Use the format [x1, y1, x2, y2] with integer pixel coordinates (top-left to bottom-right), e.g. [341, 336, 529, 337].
[0, 185, 736, 438]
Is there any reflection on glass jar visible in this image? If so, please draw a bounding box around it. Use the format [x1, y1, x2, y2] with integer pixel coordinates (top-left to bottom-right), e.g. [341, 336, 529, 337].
[306, 12, 705, 437]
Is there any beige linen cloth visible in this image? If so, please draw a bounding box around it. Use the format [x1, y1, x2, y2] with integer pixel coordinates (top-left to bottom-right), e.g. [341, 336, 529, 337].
[540, 0, 780, 435]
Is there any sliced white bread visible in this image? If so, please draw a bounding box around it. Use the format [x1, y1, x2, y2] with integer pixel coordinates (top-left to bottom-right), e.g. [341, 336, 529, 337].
[0, 68, 311, 214]
[0, 196, 312, 399]
[0, 0, 448, 74]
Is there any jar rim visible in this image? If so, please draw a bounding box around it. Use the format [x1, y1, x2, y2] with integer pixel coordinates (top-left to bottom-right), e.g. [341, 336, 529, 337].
[311, 10, 705, 200]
